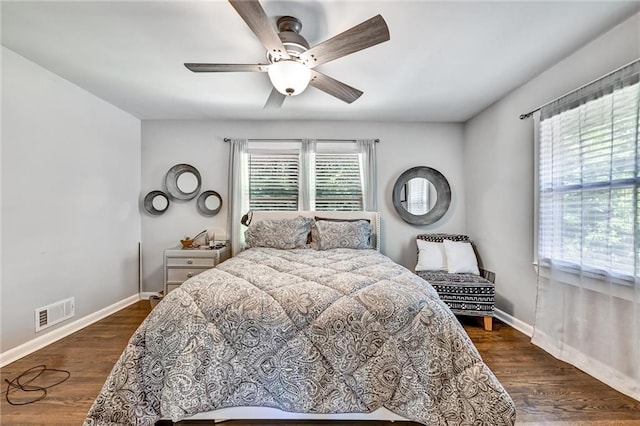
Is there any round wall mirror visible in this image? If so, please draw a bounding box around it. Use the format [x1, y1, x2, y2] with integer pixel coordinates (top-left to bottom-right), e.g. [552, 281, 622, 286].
[401, 178, 438, 215]
[176, 172, 199, 194]
[143, 190, 170, 215]
[392, 166, 451, 225]
[165, 164, 202, 200]
[152, 194, 169, 211]
[197, 190, 223, 216]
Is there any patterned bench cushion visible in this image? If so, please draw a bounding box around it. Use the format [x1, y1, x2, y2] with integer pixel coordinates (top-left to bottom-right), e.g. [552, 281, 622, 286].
[417, 270, 495, 316]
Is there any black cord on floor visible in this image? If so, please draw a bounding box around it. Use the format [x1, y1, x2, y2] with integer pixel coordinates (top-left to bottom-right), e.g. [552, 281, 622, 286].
[2, 365, 70, 405]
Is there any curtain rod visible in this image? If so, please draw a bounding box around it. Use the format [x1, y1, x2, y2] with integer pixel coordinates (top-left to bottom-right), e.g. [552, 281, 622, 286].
[519, 58, 639, 120]
[223, 138, 379, 143]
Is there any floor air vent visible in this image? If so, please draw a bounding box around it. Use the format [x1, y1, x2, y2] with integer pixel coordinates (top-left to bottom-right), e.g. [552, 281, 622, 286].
[35, 297, 75, 332]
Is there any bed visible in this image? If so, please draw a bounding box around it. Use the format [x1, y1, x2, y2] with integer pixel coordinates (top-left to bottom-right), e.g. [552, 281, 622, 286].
[84, 211, 516, 425]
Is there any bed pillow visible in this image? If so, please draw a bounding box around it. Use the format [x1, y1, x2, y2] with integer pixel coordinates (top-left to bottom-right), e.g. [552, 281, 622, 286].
[311, 217, 372, 249]
[443, 239, 480, 275]
[245, 216, 313, 249]
[313, 219, 372, 250]
[415, 239, 447, 271]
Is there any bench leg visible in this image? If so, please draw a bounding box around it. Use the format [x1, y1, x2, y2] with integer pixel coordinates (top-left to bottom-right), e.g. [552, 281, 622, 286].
[483, 316, 493, 331]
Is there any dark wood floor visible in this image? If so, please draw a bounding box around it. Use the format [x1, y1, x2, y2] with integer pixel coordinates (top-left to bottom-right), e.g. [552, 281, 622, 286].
[1, 301, 639, 425]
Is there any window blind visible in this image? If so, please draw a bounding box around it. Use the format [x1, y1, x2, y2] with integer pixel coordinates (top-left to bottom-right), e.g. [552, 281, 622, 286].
[315, 152, 363, 211]
[248, 152, 299, 211]
[538, 67, 639, 279]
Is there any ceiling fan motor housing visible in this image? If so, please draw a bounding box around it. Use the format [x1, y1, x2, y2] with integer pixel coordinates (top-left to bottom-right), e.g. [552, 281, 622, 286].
[267, 16, 309, 63]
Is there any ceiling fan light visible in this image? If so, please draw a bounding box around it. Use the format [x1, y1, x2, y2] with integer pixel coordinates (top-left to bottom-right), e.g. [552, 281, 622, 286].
[268, 60, 311, 96]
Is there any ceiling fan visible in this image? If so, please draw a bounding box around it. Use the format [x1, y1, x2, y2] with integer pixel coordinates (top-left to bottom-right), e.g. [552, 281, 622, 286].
[184, 0, 390, 108]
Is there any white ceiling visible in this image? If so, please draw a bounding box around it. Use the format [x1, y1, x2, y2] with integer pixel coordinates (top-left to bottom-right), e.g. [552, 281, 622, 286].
[2, 1, 638, 122]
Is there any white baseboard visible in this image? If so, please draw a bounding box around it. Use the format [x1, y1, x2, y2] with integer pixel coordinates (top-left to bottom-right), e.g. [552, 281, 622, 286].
[0, 294, 140, 367]
[494, 308, 534, 337]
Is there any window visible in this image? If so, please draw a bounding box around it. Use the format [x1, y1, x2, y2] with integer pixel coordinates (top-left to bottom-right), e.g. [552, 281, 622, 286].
[315, 152, 362, 211]
[538, 66, 639, 280]
[247, 140, 373, 212]
[248, 151, 299, 211]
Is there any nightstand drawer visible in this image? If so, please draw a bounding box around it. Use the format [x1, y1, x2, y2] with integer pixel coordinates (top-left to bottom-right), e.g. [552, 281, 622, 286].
[166, 256, 216, 268]
[167, 267, 209, 282]
[163, 243, 231, 295]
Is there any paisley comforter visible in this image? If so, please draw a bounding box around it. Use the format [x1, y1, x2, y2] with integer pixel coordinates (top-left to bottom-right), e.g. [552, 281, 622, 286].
[85, 248, 516, 425]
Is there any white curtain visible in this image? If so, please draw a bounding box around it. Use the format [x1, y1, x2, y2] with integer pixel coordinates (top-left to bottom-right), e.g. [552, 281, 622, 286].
[299, 139, 316, 210]
[227, 138, 248, 256]
[532, 61, 639, 400]
[357, 139, 378, 211]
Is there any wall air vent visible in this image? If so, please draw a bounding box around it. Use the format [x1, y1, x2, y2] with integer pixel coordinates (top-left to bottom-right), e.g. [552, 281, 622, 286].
[35, 297, 75, 332]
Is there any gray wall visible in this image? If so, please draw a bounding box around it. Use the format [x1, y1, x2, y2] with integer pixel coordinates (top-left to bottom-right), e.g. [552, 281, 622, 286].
[463, 12, 640, 326]
[1, 47, 142, 352]
[141, 120, 466, 292]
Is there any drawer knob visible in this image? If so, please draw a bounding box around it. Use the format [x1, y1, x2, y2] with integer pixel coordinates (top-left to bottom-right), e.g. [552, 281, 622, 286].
[187, 272, 193, 278]
[187, 259, 194, 264]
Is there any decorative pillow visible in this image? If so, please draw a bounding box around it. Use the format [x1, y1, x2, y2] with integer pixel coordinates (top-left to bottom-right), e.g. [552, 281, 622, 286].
[415, 240, 447, 271]
[443, 239, 479, 275]
[245, 216, 313, 249]
[314, 220, 372, 250]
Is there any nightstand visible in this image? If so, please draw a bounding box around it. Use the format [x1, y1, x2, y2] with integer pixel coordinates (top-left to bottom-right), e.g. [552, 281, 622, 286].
[163, 243, 231, 294]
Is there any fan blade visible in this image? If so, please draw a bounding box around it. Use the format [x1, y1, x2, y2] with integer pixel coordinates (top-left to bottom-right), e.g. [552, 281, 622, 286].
[184, 63, 268, 72]
[300, 15, 389, 68]
[228, 0, 290, 61]
[309, 70, 363, 104]
[264, 88, 286, 109]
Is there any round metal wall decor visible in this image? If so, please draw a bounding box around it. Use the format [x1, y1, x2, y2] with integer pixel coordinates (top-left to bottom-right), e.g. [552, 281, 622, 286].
[392, 166, 451, 225]
[143, 190, 170, 215]
[165, 163, 202, 200]
[196, 190, 223, 216]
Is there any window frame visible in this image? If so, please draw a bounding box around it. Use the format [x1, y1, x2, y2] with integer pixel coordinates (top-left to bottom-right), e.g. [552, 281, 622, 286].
[534, 75, 640, 286]
[246, 140, 366, 212]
